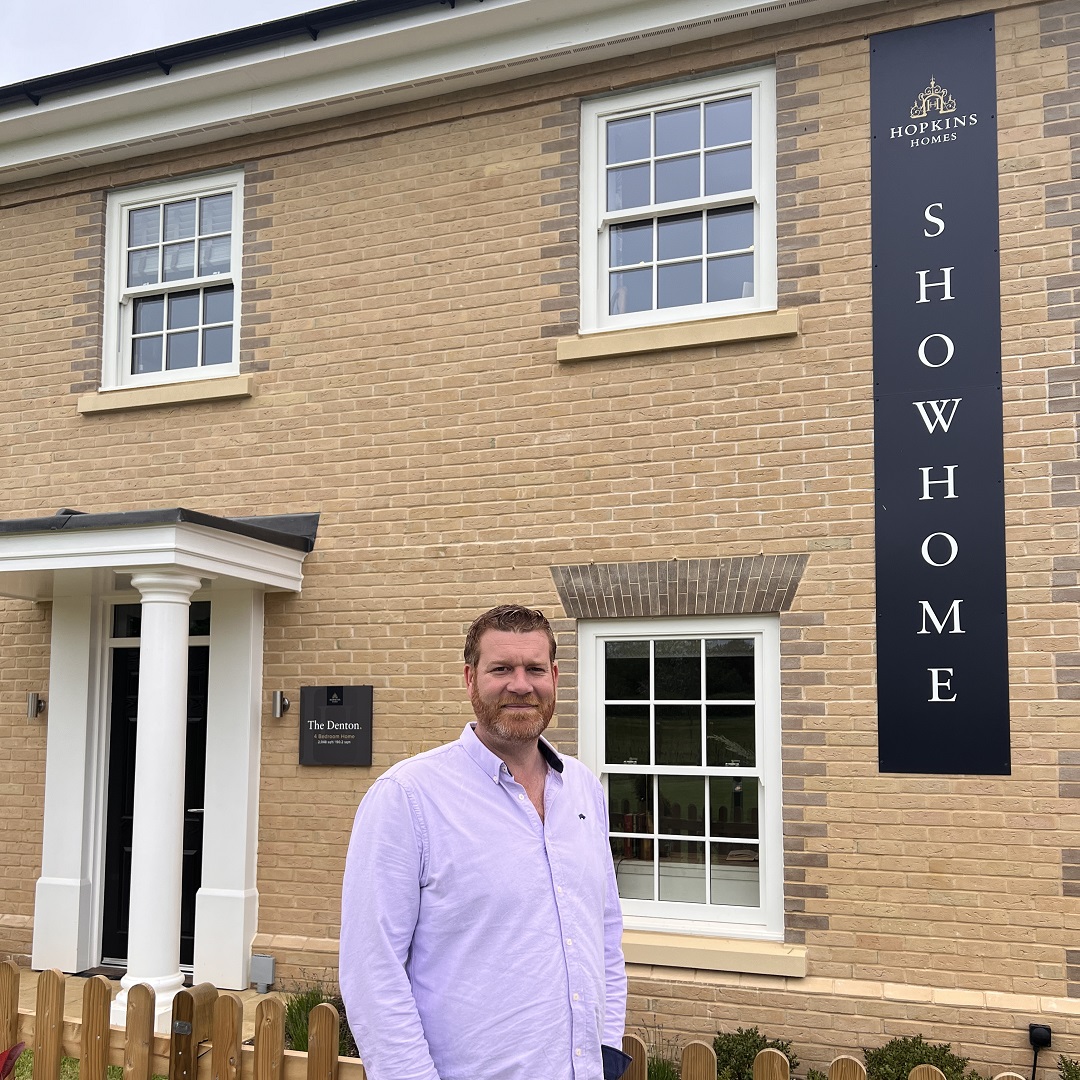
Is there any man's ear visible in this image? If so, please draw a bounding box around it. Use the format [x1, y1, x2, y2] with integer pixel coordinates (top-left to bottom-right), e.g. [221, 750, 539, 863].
[463, 663, 475, 692]
[552, 661, 559, 689]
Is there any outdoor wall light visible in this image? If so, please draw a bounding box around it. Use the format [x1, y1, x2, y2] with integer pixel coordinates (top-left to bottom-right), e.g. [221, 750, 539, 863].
[26, 693, 46, 719]
[271, 691, 291, 719]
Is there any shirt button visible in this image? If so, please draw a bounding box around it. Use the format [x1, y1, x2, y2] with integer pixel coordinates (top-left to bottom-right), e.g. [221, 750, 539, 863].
[565, 937, 572, 945]
[518, 793, 525, 801]
[557, 886, 563, 894]
[576, 1049, 582, 1057]
[573, 993, 580, 1001]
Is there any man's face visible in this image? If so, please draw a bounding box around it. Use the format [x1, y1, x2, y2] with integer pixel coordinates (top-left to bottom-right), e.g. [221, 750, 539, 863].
[464, 629, 558, 744]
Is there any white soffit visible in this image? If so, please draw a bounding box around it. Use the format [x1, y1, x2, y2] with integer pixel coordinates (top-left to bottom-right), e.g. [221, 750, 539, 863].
[0, 0, 864, 182]
[0, 523, 309, 600]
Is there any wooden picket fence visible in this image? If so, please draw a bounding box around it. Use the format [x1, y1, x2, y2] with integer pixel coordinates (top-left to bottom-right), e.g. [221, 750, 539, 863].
[0, 962, 1035, 1080]
[0, 963, 367, 1080]
[617, 1040, 1031, 1080]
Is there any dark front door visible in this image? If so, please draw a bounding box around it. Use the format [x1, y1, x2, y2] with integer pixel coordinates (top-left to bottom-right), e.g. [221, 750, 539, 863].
[101, 604, 209, 967]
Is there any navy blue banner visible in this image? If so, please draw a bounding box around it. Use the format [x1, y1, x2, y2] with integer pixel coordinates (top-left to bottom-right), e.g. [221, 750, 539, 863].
[871, 14, 1010, 774]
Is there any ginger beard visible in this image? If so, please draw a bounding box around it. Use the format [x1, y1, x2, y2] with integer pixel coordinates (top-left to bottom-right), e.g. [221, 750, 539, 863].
[469, 682, 556, 743]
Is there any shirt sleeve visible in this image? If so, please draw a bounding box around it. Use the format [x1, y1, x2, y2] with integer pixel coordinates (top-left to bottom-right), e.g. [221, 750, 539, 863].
[339, 777, 442, 1080]
[596, 780, 627, 1047]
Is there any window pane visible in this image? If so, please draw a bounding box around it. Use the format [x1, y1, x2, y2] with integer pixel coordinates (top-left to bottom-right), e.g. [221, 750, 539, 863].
[609, 221, 653, 268]
[707, 206, 755, 253]
[607, 163, 650, 211]
[657, 214, 702, 261]
[654, 639, 700, 699]
[133, 296, 164, 334]
[605, 639, 650, 700]
[710, 777, 759, 840]
[607, 115, 651, 165]
[203, 326, 233, 366]
[706, 706, 756, 768]
[655, 105, 699, 156]
[611, 838, 653, 900]
[655, 704, 701, 766]
[705, 146, 752, 195]
[132, 336, 163, 374]
[610, 267, 652, 315]
[112, 604, 142, 637]
[166, 330, 198, 369]
[658, 261, 701, 309]
[162, 242, 195, 282]
[199, 193, 232, 234]
[655, 155, 698, 203]
[189, 601, 212, 635]
[168, 291, 200, 329]
[128, 206, 160, 246]
[127, 248, 159, 287]
[710, 841, 759, 907]
[199, 236, 231, 276]
[608, 773, 652, 834]
[705, 95, 753, 146]
[203, 285, 233, 325]
[163, 199, 196, 240]
[658, 776, 706, 836]
[659, 840, 705, 903]
[707, 253, 755, 302]
[705, 638, 755, 699]
[605, 704, 650, 766]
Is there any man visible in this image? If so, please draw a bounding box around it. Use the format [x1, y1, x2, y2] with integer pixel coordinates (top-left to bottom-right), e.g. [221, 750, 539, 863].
[340, 604, 628, 1080]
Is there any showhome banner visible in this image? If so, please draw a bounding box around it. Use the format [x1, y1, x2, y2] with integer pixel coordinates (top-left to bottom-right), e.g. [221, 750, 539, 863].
[870, 14, 1011, 774]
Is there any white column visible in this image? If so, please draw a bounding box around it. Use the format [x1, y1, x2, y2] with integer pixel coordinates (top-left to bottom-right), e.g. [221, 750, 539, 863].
[111, 570, 203, 1032]
[32, 583, 102, 973]
[193, 588, 264, 989]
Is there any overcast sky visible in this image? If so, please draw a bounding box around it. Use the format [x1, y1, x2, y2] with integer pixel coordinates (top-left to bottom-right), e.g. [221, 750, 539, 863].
[1, 0, 317, 85]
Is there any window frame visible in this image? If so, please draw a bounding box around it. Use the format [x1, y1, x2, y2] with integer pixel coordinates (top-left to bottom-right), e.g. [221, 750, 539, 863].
[579, 615, 784, 940]
[102, 171, 244, 390]
[579, 67, 777, 334]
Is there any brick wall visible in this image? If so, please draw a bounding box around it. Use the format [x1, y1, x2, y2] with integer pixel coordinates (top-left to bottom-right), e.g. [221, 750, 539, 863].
[0, 0, 1078, 1067]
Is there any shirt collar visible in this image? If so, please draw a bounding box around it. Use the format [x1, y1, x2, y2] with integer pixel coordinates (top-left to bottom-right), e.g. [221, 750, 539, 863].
[460, 722, 565, 783]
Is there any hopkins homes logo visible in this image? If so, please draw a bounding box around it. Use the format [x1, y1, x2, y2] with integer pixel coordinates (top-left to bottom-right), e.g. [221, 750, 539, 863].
[889, 76, 978, 146]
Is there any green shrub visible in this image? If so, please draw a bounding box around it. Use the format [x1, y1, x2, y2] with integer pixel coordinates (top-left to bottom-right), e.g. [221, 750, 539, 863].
[282, 984, 359, 1059]
[1059, 1056, 1080, 1080]
[808, 1069, 829, 1080]
[714, 1026, 800, 1080]
[863, 1035, 985, 1080]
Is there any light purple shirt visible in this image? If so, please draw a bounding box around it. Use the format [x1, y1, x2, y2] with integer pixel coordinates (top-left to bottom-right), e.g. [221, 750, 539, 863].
[340, 723, 626, 1080]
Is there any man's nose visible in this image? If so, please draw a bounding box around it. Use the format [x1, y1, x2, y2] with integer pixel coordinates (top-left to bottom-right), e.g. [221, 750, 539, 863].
[506, 666, 532, 693]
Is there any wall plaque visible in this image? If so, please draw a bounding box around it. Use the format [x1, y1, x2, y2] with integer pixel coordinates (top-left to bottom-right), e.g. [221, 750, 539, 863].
[299, 685, 373, 767]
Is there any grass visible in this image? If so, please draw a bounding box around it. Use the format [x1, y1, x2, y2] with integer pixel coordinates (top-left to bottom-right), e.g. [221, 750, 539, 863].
[12, 1050, 162, 1080]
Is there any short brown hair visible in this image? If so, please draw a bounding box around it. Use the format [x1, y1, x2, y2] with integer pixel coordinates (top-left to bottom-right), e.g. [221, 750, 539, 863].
[463, 605, 557, 668]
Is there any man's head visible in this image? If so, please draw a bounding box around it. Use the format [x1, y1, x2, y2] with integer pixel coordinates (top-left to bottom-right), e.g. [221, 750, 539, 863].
[463, 605, 558, 746]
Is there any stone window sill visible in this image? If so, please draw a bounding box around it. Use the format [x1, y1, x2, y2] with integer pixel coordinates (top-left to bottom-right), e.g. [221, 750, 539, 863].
[78, 374, 254, 414]
[556, 309, 799, 364]
[622, 929, 807, 977]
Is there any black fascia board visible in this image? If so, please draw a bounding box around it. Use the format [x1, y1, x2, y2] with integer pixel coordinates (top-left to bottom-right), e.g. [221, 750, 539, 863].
[0, 508, 319, 552]
[0, 0, 455, 110]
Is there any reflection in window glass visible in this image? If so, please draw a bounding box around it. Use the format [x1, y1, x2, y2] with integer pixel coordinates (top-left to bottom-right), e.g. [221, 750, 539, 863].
[706, 705, 756, 768]
[607, 115, 651, 165]
[658, 262, 701, 309]
[655, 106, 700, 156]
[600, 629, 762, 913]
[610, 221, 653, 268]
[610, 267, 652, 315]
[164, 200, 197, 241]
[655, 156, 699, 204]
[655, 705, 701, 766]
[605, 704, 650, 765]
[167, 331, 199, 369]
[607, 164, 650, 212]
[708, 253, 754, 303]
[705, 96, 753, 146]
